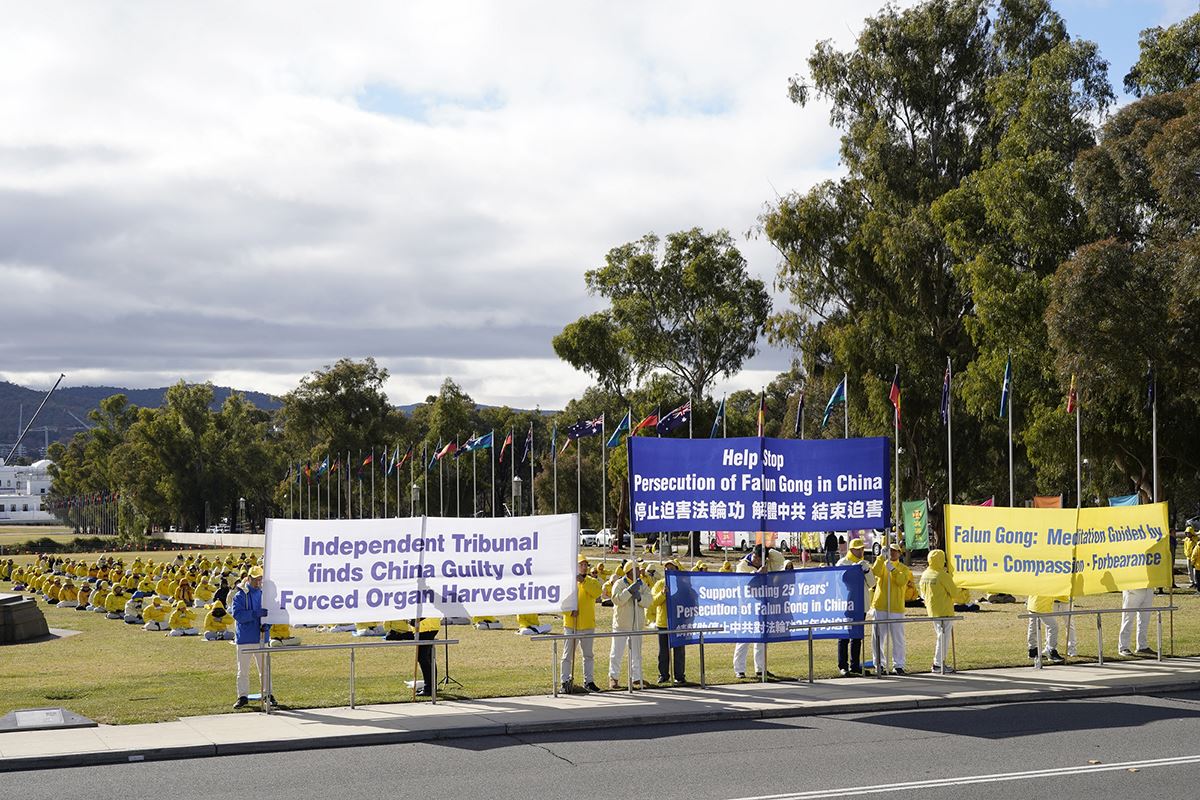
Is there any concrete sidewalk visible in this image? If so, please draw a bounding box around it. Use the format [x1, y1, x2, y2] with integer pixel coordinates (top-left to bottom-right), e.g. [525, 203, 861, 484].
[3, 657, 1199, 772]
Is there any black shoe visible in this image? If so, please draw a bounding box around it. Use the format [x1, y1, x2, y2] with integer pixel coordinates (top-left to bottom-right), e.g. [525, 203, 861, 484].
[1028, 647, 1038, 659]
[233, 696, 248, 709]
[417, 688, 432, 697]
[658, 676, 671, 685]
[1047, 650, 1065, 664]
[892, 667, 906, 675]
[561, 681, 574, 694]
[584, 682, 601, 693]
[839, 668, 850, 677]
[1136, 647, 1158, 656]
[754, 670, 778, 679]
[266, 694, 277, 705]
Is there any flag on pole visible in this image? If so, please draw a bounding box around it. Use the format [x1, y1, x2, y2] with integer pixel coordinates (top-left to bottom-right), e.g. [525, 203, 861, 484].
[939, 359, 951, 425]
[386, 446, 399, 476]
[888, 366, 901, 428]
[427, 443, 441, 472]
[792, 390, 804, 437]
[632, 412, 659, 435]
[1066, 374, 1077, 414]
[999, 356, 1012, 418]
[656, 402, 691, 434]
[710, 397, 726, 438]
[978, 496, 995, 507]
[820, 377, 846, 428]
[498, 430, 514, 463]
[566, 416, 604, 439]
[396, 445, 413, 468]
[463, 432, 493, 452]
[756, 392, 766, 437]
[606, 411, 631, 448]
[521, 425, 534, 462]
[436, 441, 457, 461]
[316, 456, 330, 476]
[362, 453, 374, 468]
[550, 426, 557, 460]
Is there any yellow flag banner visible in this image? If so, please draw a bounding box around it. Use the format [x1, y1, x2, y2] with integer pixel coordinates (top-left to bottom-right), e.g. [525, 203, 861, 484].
[944, 502, 1171, 597]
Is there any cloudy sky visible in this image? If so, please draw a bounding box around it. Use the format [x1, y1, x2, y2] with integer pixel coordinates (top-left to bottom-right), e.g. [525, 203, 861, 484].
[1, 1, 1191, 409]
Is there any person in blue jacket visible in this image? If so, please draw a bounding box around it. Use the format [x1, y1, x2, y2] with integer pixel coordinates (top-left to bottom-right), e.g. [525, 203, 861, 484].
[231, 565, 274, 709]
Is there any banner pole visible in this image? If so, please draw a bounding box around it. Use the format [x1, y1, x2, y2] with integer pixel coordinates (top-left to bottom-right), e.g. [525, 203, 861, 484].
[844, 372, 849, 440]
[894, 381, 900, 540]
[601, 415, 607, 533]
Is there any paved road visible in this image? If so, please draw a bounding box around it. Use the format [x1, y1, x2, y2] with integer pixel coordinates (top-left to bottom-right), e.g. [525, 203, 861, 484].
[8, 691, 1200, 799]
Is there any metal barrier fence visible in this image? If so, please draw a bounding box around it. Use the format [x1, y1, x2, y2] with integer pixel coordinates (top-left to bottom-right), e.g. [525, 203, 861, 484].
[787, 616, 964, 682]
[530, 626, 724, 697]
[240, 638, 460, 713]
[1018, 605, 1176, 669]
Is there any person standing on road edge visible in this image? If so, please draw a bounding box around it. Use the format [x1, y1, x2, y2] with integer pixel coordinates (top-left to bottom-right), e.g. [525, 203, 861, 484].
[870, 544, 910, 675]
[649, 559, 687, 685]
[836, 537, 876, 675]
[562, 554, 602, 693]
[231, 565, 273, 709]
[918, 549, 957, 673]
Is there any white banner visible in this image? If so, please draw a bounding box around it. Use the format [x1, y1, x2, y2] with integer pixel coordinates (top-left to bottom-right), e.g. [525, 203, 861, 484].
[262, 514, 578, 625]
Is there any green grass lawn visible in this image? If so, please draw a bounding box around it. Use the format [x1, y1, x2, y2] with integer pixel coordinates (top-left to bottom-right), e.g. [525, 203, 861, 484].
[3, 548, 1198, 725]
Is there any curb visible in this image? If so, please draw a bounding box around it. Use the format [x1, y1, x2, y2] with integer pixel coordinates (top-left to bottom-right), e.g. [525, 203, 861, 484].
[5, 677, 1200, 772]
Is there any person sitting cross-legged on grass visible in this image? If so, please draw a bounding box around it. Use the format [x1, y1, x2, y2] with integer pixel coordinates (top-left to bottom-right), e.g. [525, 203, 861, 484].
[142, 597, 169, 631]
[202, 600, 234, 640]
[167, 600, 199, 636]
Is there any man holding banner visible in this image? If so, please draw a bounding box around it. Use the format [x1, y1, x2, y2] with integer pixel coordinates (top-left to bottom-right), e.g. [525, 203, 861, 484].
[733, 545, 786, 678]
[870, 544, 910, 675]
[1119, 586, 1156, 657]
[561, 555, 602, 694]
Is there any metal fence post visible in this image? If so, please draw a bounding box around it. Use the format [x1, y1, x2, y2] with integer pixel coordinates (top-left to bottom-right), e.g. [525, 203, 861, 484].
[552, 639, 560, 697]
[807, 626, 814, 684]
[350, 647, 356, 709]
[699, 631, 707, 688]
[1156, 610, 1163, 662]
[1097, 613, 1104, 666]
[1034, 617, 1043, 669]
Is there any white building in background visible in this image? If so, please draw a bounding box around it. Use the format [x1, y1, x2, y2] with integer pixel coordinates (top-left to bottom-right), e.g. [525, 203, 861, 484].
[0, 459, 56, 523]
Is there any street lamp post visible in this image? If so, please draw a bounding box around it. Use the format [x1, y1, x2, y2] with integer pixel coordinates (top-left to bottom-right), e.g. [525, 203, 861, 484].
[411, 483, 420, 517]
[512, 475, 522, 517]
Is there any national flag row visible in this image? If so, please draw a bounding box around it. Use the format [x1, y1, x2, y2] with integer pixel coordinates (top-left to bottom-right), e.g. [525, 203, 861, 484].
[45, 492, 121, 509]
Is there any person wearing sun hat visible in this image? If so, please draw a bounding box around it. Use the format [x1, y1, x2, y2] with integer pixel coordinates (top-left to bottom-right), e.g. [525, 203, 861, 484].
[231, 565, 272, 709]
[870, 542, 911, 675]
[835, 537, 876, 676]
[561, 554, 603, 693]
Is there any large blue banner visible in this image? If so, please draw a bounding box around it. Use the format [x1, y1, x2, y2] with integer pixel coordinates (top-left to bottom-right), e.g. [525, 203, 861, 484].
[665, 567, 866, 647]
[628, 436, 890, 533]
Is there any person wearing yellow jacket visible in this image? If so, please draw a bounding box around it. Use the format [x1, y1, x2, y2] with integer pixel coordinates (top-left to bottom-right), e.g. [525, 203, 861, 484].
[1026, 595, 1075, 663]
[203, 600, 234, 640]
[561, 555, 602, 694]
[870, 544, 911, 675]
[194, 578, 215, 607]
[608, 559, 646, 689]
[919, 550, 958, 673]
[57, 580, 80, 609]
[516, 613, 551, 635]
[167, 600, 199, 636]
[105, 584, 126, 619]
[89, 582, 110, 612]
[75, 582, 93, 612]
[143, 597, 169, 630]
[268, 623, 301, 646]
[649, 560, 686, 685]
[836, 537, 877, 676]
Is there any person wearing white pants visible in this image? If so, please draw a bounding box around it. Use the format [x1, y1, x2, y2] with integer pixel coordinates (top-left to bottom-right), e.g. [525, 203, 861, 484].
[733, 545, 787, 678]
[1026, 596, 1077, 662]
[870, 544, 911, 674]
[918, 550, 957, 672]
[608, 560, 645, 689]
[1118, 586, 1156, 656]
[562, 555, 602, 693]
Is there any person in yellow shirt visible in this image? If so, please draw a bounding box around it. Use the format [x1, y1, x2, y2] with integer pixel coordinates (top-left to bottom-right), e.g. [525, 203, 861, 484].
[516, 614, 551, 635]
[561, 555, 602, 693]
[194, 578, 215, 607]
[870, 543, 912, 675]
[167, 600, 199, 636]
[1183, 527, 1198, 589]
[105, 584, 126, 619]
[718, 559, 734, 573]
[123, 593, 144, 624]
[268, 624, 301, 646]
[75, 582, 93, 612]
[836, 537, 877, 676]
[142, 597, 169, 631]
[57, 580, 80, 609]
[918, 550, 958, 673]
[692, 560, 708, 572]
[649, 560, 686, 685]
[89, 582, 110, 612]
[202, 600, 233, 640]
[1189, 536, 1200, 592]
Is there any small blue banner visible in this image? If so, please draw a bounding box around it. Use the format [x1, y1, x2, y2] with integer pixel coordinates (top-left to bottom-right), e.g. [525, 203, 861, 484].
[628, 436, 890, 533]
[664, 566, 866, 647]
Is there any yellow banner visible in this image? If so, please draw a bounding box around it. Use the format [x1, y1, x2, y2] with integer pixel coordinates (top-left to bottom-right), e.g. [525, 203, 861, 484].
[944, 503, 1171, 596]
[944, 505, 1077, 596]
[1072, 504, 1171, 594]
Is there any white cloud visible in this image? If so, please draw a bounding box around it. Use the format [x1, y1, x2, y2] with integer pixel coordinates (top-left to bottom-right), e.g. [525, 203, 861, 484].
[0, 2, 940, 407]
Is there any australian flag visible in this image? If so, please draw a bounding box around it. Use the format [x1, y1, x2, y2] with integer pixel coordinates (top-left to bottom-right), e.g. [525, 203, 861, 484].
[567, 415, 604, 440]
[656, 401, 691, 434]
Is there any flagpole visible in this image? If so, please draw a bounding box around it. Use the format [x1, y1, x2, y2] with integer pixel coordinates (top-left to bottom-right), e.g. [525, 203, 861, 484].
[358, 449, 363, 519]
[326, 454, 332, 520]
[371, 447, 376, 518]
[601, 415, 607, 533]
[553, 426, 559, 515]
[1008, 355, 1017, 506]
[529, 424, 535, 516]
[510, 429, 516, 517]
[288, 468, 292, 519]
[1080, 383, 1089, 510]
[843, 372, 849, 439]
[439, 444, 445, 516]
[490, 430, 496, 517]
[456, 437, 461, 517]
[894, 369, 900, 538]
[423, 444, 429, 517]
[472, 447, 478, 517]
[947, 358, 953, 505]
[410, 454, 415, 517]
[1151, 363, 1158, 502]
[576, 434, 582, 526]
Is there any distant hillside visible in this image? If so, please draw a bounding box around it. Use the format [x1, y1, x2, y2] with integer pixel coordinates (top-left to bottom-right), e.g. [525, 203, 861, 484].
[0, 381, 282, 459]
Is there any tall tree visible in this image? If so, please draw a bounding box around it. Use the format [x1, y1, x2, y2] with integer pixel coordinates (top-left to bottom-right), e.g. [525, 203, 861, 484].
[555, 227, 770, 401]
